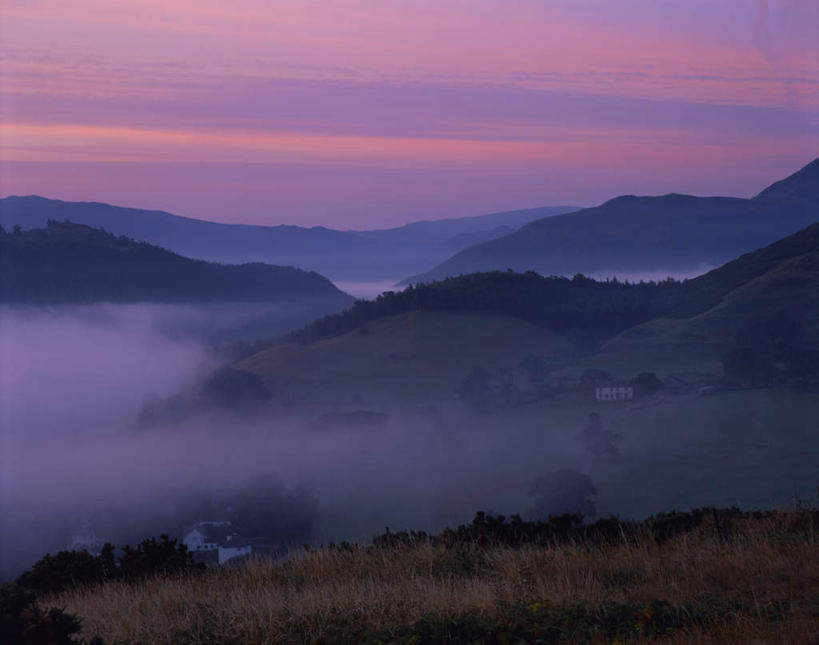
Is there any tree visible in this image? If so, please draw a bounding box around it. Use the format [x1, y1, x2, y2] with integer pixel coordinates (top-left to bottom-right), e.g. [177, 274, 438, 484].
[632, 372, 664, 397]
[528, 470, 597, 519]
[201, 367, 272, 410]
[578, 412, 621, 458]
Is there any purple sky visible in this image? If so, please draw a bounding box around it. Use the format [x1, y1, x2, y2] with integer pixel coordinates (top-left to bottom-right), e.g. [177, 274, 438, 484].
[1, 0, 817, 228]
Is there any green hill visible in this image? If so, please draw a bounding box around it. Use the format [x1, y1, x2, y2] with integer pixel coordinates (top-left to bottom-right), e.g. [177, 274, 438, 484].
[237, 221, 819, 403]
[0, 220, 353, 305]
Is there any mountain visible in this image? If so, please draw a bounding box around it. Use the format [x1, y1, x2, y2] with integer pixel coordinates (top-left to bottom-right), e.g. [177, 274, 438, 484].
[404, 158, 819, 284]
[235, 221, 819, 404]
[0, 221, 353, 306]
[0, 197, 577, 283]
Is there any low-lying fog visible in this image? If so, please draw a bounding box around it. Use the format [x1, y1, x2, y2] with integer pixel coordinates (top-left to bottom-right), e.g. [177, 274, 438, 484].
[1, 301, 815, 581]
[1, 303, 569, 579]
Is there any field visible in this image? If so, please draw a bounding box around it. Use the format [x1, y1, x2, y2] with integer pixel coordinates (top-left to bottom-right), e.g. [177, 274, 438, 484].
[53, 511, 819, 644]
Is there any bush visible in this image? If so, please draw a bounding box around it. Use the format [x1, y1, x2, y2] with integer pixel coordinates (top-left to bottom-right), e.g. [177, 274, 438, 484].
[0, 582, 83, 645]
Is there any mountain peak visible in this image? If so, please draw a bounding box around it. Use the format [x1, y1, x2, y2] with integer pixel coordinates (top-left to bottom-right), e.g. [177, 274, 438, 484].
[754, 157, 819, 203]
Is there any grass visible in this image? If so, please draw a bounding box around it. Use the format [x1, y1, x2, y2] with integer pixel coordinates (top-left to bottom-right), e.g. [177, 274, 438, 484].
[236, 309, 573, 407]
[53, 511, 819, 644]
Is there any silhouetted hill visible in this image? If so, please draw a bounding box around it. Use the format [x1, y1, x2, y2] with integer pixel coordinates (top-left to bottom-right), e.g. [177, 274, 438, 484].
[405, 158, 819, 283]
[279, 220, 819, 347]
[0, 221, 354, 305]
[236, 222, 819, 404]
[0, 197, 577, 282]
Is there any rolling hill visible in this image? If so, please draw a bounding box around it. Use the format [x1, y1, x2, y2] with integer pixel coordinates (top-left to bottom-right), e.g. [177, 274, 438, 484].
[0, 221, 354, 306]
[0, 196, 576, 282]
[236, 221, 819, 404]
[405, 158, 819, 284]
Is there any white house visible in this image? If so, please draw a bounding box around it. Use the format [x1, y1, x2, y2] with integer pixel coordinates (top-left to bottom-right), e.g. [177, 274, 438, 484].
[595, 385, 634, 401]
[183, 521, 271, 565]
[218, 536, 254, 565]
[183, 521, 233, 554]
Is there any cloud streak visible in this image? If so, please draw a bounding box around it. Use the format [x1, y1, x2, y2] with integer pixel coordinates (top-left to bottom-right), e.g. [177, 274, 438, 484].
[1, 0, 816, 226]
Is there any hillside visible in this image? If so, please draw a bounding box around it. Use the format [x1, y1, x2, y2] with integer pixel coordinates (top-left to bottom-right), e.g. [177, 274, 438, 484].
[597, 221, 819, 367]
[0, 221, 353, 305]
[406, 158, 819, 284]
[29, 510, 819, 644]
[235, 221, 819, 404]
[236, 309, 573, 405]
[0, 196, 576, 282]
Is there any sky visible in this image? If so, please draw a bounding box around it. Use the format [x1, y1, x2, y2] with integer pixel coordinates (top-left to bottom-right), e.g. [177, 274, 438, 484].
[1, 0, 817, 228]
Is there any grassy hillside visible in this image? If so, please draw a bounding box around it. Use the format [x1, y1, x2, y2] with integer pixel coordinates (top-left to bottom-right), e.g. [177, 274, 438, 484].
[49, 510, 819, 644]
[601, 221, 819, 361]
[237, 309, 573, 406]
[249, 220, 819, 404]
[408, 158, 819, 283]
[0, 220, 353, 305]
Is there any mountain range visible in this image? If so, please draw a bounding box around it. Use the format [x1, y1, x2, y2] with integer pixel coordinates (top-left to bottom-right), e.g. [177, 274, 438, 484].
[404, 158, 819, 284]
[0, 197, 576, 282]
[236, 218, 819, 405]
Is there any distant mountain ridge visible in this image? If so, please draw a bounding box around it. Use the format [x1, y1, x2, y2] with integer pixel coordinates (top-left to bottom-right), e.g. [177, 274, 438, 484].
[234, 219, 819, 406]
[278, 218, 819, 348]
[404, 158, 819, 284]
[0, 196, 577, 282]
[0, 221, 354, 305]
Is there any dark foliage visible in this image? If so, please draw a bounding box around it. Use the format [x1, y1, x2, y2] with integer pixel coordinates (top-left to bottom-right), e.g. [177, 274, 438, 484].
[578, 413, 621, 458]
[14, 544, 115, 596]
[275, 221, 819, 353]
[118, 535, 204, 581]
[528, 469, 598, 519]
[201, 367, 272, 410]
[12, 536, 203, 598]
[632, 371, 664, 396]
[285, 271, 677, 346]
[0, 583, 86, 645]
[370, 506, 800, 550]
[0, 220, 349, 304]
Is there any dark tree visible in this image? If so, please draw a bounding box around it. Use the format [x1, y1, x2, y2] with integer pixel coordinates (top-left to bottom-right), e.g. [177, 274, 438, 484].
[578, 412, 621, 458]
[528, 470, 597, 519]
[201, 367, 272, 410]
[632, 372, 664, 396]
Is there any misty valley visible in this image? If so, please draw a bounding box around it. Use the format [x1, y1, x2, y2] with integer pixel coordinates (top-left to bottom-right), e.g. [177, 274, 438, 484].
[1, 159, 818, 643]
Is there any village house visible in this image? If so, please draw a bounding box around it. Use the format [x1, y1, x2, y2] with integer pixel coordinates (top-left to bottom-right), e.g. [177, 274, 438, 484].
[183, 521, 274, 566]
[595, 384, 634, 401]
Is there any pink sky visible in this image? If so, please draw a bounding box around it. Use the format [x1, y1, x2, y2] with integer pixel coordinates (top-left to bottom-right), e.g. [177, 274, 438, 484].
[1, 0, 817, 227]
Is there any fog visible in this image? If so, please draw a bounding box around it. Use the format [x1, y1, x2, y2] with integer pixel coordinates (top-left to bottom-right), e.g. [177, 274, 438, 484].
[2, 302, 814, 581]
[0, 303, 582, 580]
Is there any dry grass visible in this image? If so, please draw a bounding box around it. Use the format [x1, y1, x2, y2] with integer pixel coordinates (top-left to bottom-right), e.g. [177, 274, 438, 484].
[54, 513, 819, 644]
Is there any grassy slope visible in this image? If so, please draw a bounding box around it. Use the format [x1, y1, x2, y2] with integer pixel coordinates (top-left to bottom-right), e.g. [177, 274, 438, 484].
[237, 310, 573, 406]
[56, 512, 819, 644]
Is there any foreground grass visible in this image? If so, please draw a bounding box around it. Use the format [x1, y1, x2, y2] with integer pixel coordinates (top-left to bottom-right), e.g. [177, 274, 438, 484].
[53, 511, 819, 644]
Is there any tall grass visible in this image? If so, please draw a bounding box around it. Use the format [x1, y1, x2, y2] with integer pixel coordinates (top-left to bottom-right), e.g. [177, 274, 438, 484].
[54, 511, 818, 644]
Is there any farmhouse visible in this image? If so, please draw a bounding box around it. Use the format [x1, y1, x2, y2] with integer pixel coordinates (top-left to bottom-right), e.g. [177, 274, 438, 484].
[183, 521, 275, 565]
[182, 521, 231, 553]
[595, 384, 634, 401]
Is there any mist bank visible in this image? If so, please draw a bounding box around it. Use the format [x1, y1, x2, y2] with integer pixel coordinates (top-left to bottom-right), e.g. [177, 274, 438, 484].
[2, 301, 818, 583]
